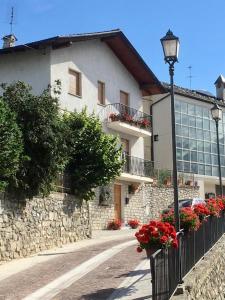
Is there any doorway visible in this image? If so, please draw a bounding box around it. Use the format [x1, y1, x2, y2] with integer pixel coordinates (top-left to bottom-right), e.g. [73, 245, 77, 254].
[114, 184, 122, 220]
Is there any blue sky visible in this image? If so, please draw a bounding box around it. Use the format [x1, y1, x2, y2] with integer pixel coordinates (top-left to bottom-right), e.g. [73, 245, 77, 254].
[0, 0, 224, 94]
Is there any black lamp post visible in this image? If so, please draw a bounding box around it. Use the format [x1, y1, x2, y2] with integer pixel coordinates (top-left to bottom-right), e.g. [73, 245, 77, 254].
[211, 103, 223, 196]
[161, 30, 183, 284]
[160, 30, 180, 232]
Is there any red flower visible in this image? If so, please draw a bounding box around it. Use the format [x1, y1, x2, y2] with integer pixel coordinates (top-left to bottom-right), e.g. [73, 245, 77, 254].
[172, 240, 179, 249]
[137, 246, 143, 253]
[135, 219, 178, 254]
[160, 235, 168, 244]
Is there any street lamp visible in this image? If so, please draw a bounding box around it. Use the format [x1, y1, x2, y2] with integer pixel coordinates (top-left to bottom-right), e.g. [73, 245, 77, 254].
[160, 30, 180, 232]
[161, 30, 183, 285]
[211, 103, 223, 196]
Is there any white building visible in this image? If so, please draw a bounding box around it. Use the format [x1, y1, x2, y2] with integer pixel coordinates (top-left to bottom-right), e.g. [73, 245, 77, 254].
[149, 79, 225, 199]
[0, 30, 164, 228]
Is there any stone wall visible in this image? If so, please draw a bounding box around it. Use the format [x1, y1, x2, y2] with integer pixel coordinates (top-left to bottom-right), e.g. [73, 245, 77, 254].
[90, 183, 147, 230]
[144, 185, 200, 221]
[172, 234, 225, 300]
[90, 183, 200, 230]
[0, 192, 91, 262]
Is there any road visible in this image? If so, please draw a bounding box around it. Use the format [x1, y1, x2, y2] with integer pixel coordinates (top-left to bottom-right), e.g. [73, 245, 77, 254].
[0, 230, 152, 300]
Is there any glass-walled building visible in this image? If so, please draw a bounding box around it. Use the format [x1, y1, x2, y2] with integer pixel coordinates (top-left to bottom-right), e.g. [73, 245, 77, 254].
[151, 82, 225, 199]
[175, 99, 225, 177]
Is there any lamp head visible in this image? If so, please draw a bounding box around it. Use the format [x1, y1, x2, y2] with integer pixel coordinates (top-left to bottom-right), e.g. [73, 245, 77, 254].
[160, 30, 180, 63]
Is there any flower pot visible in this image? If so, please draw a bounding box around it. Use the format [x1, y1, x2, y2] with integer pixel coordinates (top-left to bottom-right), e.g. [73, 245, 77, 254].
[145, 247, 159, 258]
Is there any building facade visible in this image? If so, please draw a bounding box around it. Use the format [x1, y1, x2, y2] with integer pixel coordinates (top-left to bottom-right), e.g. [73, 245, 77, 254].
[150, 80, 225, 199]
[0, 30, 164, 228]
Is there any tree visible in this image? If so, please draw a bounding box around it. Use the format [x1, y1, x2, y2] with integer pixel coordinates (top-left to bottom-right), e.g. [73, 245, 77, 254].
[0, 99, 23, 191]
[63, 110, 123, 200]
[1, 81, 65, 198]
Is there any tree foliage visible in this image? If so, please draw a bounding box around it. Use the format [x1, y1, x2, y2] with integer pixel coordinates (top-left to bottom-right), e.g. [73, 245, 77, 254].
[0, 99, 23, 191]
[1, 81, 65, 197]
[63, 109, 123, 200]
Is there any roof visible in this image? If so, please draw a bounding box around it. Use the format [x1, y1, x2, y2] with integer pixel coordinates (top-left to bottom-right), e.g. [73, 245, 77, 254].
[215, 74, 225, 85]
[0, 29, 165, 96]
[161, 82, 224, 105]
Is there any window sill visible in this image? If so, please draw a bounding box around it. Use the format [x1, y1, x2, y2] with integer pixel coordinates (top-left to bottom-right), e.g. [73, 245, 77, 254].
[68, 92, 82, 99]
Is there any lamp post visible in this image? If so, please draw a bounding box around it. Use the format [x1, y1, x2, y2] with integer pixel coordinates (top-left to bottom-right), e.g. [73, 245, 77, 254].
[161, 30, 183, 284]
[211, 103, 223, 196]
[160, 30, 180, 232]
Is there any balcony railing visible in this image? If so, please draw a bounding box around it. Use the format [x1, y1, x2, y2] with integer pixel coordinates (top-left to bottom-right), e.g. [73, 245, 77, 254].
[100, 103, 152, 131]
[122, 154, 154, 178]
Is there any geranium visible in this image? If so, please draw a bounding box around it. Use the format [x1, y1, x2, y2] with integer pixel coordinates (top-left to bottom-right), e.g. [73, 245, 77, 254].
[128, 219, 140, 229]
[179, 207, 200, 231]
[216, 197, 225, 212]
[107, 219, 122, 230]
[109, 113, 119, 122]
[161, 209, 175, 225]
[206, 199, 222, 217]
[161, 208, 200, 231]
[121, 113, 134, 123]
[193, 203, 210, 222]
[139, 118, 151, 129]
[135, 220, 178, 252]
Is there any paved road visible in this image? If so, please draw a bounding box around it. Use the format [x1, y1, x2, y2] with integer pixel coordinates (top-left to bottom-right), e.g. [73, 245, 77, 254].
[0, 230, 152, 300]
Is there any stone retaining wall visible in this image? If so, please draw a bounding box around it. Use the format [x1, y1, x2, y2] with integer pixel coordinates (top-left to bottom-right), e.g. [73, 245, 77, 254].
[0, 192, 91, 262]
[144, 185, 200, 222]
[172, 234, 225, 300]
[90, 184, 200, 230]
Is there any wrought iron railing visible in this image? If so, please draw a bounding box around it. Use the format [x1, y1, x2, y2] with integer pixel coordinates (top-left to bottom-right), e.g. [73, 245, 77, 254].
[122, 154, 154, 178]
[150, 214, 225, 300]
[99, 103, 152, 131]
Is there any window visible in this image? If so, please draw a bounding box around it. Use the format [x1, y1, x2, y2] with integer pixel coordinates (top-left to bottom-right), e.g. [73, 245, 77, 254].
[98, 81, 105, 105]
[120, 91, 129, 106]
[121, 138, 129, 155]
[68, 69, 82, 97]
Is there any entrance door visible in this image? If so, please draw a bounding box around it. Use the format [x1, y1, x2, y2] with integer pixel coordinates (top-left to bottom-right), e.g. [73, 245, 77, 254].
[114, 184, 122, 220]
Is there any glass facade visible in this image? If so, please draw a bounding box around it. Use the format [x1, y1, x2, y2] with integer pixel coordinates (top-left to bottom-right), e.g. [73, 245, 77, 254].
[175, 99, 225, 177]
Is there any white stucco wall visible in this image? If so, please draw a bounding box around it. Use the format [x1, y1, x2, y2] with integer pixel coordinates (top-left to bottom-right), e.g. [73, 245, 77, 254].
[0, 40, 146, 159]
[0, 49, 51, 94]
[152, 96, 172, 169]
[50, 40, 143, 113]
[50, 39, 145, 158]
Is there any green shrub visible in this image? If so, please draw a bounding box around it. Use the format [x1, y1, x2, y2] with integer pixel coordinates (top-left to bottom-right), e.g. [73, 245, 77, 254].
[0, 98, 23, 191]
[63, 109, 123, 200]
[1, 81, 65, 197]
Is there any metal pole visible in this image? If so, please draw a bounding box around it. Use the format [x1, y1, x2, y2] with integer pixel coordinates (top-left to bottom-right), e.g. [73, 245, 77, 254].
[169, 63, 180, 232]
[215, 120, 223, 196]
[169, 62, 182, 284]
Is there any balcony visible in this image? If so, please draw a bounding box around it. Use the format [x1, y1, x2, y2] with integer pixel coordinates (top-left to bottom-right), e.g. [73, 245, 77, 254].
[101, 103, 152, 137]
[119, 154, 154, 183]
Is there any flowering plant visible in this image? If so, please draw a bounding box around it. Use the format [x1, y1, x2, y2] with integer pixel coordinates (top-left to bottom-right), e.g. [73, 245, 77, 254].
[135, 220, 178, 253]
[109, 113, 119, 122]
[139, 119, 151, 129]
[107, 219, 122, 230]
[128, 219, 140, 229]
[216, 197, 225, 212]
[109, 112, 150, 129]
[161, 207, 200, 231]
[206, 199, 222, 217]
[193, 203, 210, 222]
